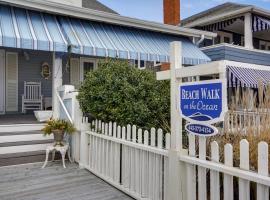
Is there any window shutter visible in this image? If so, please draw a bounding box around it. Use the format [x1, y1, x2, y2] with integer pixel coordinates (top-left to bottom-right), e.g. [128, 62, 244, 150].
[70, 58, 80, 89]
[0, 50, 5, 114]
[6, 52, 18, 112]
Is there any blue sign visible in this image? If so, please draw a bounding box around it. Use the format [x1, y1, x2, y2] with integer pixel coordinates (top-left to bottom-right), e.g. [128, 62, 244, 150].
[185, 123, 218, 136]
[180, 80, 226, 124]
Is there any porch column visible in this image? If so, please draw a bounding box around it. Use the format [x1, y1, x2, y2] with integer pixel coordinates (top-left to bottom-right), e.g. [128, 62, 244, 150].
[52, 52, 63, 118]
[244, 13, 253, 49]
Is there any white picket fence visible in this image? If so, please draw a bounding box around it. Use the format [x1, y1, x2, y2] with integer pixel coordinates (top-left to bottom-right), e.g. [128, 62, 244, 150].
[79, 118, 170, 200]
[182, 134, 270, 200]
[78, 118, 270, 200]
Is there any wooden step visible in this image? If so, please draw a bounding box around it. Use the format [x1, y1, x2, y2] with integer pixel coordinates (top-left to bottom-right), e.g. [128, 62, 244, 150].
[0, 124, 45, 133]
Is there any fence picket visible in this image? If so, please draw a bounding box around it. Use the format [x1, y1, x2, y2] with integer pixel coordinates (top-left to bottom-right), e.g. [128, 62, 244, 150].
[126, 125, 131, 189]
[157, 129, 163, 200]
[198, 136, 207, 200]
[137, 128, 143, 195]
[141, 130, 149, 197]
[164, 133, 170, 200]
[224, 144, 233, 200]
[149, 128, 156, 199]
[121, 126, 127, 187]
[187, 134, 196, 200]
[210, 141, 220, 200]
[131, 125, 136, 192]
[239, 139, 250, 200]
[257, 142, 269, 200]
[114, 125, 121, 183]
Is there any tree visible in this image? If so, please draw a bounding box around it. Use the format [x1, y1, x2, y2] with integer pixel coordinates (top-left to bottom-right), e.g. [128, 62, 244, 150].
[77, 59, 170, 131]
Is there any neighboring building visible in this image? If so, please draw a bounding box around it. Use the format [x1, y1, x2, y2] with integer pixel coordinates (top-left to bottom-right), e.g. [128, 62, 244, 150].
[178, 2, 270, 105]
[180, 2, 270, 66]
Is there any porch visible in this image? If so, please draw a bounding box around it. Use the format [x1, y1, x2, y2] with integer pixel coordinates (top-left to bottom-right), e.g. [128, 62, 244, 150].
[0, 162, 133, 200]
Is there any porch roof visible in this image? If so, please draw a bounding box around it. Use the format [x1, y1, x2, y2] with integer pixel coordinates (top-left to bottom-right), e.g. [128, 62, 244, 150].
[0, 4, 211, 65]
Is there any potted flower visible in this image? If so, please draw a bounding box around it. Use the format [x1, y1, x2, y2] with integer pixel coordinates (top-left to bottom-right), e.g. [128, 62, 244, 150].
[42, 119, 76, 147]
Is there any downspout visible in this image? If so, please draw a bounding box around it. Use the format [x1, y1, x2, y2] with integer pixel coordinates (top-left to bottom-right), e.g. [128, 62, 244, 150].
[196, 34, 205, 46]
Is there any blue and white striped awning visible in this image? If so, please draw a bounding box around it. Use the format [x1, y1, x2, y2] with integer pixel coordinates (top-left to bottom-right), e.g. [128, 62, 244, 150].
[0, 5, 67, 52]
[58, 16, 211, 65]
[227, 65, 270, 88]
[0, 5, 210, 65]
[253, 15, 270, 32]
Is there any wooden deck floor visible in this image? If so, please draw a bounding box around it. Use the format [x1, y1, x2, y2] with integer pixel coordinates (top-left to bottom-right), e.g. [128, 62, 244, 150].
[0, 162, 133, 200]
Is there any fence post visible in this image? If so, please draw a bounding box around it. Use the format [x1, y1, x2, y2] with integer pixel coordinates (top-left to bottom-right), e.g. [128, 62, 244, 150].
[168, 41, 184, 200]
[79, 117, 90, 168]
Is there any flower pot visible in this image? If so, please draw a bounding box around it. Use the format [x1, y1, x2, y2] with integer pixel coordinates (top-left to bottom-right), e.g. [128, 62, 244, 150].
[52, 129, 64, 147]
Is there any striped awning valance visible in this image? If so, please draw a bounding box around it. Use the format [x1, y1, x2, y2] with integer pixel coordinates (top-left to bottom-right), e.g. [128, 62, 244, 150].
[0, 5, 68, 52]
[253, 15, 270, 32]
[199, 17, 244, 32]
[58, 16, 211, 65]
[227, 65, 270, 88]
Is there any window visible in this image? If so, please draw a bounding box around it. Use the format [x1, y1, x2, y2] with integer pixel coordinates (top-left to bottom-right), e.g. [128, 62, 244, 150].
[224, 36, 231, 44]
[80, 58, 97, 81]
[214, 31, 233, 44]
[259, 41, 270, 51]
[134, 60, 146, 69]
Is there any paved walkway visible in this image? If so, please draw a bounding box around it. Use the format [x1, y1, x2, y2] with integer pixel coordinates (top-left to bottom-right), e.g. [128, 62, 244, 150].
[0, 162, 133, 200]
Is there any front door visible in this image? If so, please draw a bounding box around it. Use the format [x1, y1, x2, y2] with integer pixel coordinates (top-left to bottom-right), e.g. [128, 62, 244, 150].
[80, 58, 97, 81]
[0, 50, 5, 114]
[5, 52, 18, 112]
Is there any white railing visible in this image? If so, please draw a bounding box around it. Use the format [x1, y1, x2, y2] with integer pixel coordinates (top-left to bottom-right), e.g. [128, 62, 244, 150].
[80, 119, 170, 200]
[225, 110, 270, 135]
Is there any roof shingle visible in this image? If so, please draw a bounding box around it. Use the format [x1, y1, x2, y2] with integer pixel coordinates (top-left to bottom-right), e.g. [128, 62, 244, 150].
[82, 0, 118, 14]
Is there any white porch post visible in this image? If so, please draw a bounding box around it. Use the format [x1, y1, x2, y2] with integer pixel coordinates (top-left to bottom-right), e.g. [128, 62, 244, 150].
[52, 52, 63, 118]
[168, 41, 183, 200]
[244, 13, 253, 49]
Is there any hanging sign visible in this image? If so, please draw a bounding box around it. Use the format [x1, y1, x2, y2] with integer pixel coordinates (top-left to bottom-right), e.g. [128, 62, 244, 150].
[180, 79, 227, 136]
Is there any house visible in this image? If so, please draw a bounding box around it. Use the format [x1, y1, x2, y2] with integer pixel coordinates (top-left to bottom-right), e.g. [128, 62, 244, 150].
[0, 0, 214, 165]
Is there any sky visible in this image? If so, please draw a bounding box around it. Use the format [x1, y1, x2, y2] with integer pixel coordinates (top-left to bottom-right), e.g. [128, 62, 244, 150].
[98, 0, 270, 22]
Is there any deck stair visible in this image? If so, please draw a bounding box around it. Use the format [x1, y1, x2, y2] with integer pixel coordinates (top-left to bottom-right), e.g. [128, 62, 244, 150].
[0, 123, 54, 166]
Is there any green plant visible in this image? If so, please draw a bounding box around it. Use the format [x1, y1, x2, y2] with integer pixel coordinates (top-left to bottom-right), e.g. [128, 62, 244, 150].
[42, 119, 76, 135]
[77, 59, 170, 132]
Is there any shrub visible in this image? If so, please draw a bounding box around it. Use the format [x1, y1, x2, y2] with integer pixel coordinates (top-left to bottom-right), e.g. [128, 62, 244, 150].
[77, 59, 170, 131]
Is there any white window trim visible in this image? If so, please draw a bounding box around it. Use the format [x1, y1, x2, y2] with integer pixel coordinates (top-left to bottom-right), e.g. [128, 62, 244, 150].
[80, 57, 97, 81]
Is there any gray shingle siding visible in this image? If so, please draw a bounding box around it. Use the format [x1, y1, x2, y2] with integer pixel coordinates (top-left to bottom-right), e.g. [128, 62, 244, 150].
[202, 46, 270, 66]
[18, 51, 53, 112]
[82, 0, 118, 14]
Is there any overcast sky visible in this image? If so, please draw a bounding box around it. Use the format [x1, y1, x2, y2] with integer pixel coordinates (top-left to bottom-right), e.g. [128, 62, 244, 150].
[98, 0, 270, 22]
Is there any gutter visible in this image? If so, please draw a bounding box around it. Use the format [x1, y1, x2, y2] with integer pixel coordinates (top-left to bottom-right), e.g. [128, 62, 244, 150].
[0, 0, 216, 39]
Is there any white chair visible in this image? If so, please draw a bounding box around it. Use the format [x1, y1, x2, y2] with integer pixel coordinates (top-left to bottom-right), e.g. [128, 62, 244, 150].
[22, 81, 43, 113]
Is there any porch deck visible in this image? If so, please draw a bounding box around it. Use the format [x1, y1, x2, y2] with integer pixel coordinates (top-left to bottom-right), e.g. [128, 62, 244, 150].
[0, 162, 133, 200]
[0, 114, 41, 125]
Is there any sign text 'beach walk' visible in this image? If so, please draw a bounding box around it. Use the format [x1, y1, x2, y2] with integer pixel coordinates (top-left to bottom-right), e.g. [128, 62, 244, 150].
[179, 79, 227, 136]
